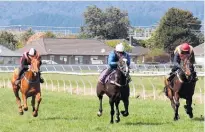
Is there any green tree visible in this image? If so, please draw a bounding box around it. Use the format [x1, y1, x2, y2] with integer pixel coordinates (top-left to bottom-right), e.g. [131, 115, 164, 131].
[44, 31, 56, 38]
[150, 8, 202, 52]
[81, 6, 130, 39]
[0, 31, 18, 50]
[81, 5, 105, 38]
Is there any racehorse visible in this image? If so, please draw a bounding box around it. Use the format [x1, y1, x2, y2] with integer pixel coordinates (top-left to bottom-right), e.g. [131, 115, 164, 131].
[96, 56, 130, 124]
[11, 55, 42, 117]
[164, 57, 196, 120]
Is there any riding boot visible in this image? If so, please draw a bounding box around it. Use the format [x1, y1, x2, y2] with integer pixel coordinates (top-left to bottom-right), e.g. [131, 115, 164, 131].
[39, 72, 44, 83]
[164, 86, 168, 96]
[126, 74, 132, 83]
[100, 68, 113, 84]
[191, 71, 198, 82]
[167, 71, 175, 82]
[14, 68, 24, 85]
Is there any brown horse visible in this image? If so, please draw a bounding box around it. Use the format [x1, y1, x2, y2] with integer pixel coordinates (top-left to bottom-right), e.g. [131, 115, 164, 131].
[164, 57, 196, 120]
[11, 55, 42, 117]
[96, 56, 130, 124]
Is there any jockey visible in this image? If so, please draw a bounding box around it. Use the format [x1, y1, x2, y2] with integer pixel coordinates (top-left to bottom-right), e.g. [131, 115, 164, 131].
[14, 48, 44, 85]
[167, 42, 198, 82]
[100, 43, 131, 84]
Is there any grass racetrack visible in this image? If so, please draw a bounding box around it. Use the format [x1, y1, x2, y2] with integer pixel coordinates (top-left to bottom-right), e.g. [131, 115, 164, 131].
[0, 87, 204, 132]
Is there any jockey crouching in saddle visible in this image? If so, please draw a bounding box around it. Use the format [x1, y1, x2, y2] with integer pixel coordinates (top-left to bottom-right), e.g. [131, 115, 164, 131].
[14, 48, 44, 86]
[100, 43, 131, 84]
[167, 42, 198, 82]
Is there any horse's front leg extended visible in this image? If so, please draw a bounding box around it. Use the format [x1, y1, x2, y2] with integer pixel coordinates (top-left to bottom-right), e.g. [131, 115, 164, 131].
[33, 92, 42, 117]
[31, 95, 35, 112]
[22, 94, 28, 111]
[97, 95, 103, 117]
[109, 98, 115, 124]
[115, 99, 120, 123]
[173, 92, 180, 121]
[13, 87, 23, 115]
[185, 98, 193, 118]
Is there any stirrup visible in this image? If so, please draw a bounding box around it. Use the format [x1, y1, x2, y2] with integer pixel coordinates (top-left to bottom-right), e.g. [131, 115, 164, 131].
[14, 80, 20, 85]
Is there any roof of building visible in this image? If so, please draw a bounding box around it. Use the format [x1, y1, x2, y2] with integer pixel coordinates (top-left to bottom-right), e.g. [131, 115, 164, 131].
[16, 38, 149, 56]
[193, 43, 204, 56]
[0, 45, 21, 57]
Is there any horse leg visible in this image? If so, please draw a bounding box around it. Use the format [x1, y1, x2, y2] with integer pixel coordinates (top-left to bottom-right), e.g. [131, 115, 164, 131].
[121, 97, 129, 117]
[184, 98, 193, 118]
[173, 93, 180, 121]
[13, 87, 23, 115]
[109, 97, 115, 124]
[97, 94, 103, 117]
[33, 92, 42, 117]
[22, 94, 28, 111]
[115, 99, 120, 123]
[31, 95, 35, 112]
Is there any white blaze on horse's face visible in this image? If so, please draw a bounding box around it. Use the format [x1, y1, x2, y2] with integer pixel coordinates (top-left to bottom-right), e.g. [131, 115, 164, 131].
[121, 58, 128, 76]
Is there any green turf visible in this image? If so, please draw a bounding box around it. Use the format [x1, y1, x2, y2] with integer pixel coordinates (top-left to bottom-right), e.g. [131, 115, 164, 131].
[0, 88, 204, 132]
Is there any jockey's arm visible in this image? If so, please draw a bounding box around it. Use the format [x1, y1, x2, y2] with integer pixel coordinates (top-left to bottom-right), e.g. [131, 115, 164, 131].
[173, 53, 181, 67]
[108, 51, 117, 68]
[21, 55, 29, 69]
[126, 53, 131, 67]
[190, 51, 196, 64]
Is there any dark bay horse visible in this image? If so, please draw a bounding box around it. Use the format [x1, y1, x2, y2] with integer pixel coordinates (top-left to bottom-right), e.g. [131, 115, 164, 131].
[11, 55, 42, 117]
[164, 57, 196, 120]
[96, 57, 130, 124]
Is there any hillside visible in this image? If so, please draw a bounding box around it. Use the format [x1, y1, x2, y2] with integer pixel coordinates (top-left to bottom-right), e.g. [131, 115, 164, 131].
[0, 1, 203, 27]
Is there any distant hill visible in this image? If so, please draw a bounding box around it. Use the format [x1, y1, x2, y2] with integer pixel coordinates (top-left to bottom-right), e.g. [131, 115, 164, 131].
[0, 1, 203, 27]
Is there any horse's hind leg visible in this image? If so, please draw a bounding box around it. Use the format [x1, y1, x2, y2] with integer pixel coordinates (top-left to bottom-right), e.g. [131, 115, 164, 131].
[115, 99, 120, 123]
[109, 98, 115, 124]
[33, 92, 42, 117]
[13, 87, 23, 115]
[97, 94, 103, 117]
[184, 98, 193, 118]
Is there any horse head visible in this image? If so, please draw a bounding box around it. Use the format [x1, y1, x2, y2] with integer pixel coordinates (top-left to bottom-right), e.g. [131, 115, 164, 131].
[30, 54, 41, 76]
[177, 56, 192, 82]
[117, 56, 129, 77]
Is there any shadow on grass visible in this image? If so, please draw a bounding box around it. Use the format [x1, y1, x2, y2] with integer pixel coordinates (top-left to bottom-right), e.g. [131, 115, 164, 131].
[125, 121, 166, 126]
[39, 116, 79, 121]
[193, 116, 204, 121]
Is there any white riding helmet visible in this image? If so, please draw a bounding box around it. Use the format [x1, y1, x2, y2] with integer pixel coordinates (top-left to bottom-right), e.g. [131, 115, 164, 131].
[115, 43, 124, 52]
[28, 48, 36, 56]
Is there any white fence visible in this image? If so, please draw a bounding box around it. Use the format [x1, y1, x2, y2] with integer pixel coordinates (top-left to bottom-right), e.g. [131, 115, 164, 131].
[0, 64, 204, 73]
[0, 64, 204, 103]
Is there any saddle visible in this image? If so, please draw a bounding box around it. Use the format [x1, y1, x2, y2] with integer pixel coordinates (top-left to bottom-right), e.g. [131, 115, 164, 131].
[98, 68, 116, 84]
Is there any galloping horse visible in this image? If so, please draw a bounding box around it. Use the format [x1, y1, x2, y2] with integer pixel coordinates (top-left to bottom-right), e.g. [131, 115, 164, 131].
[96, 56, 130, 124]
[11, 55, 42, 117]
[164, 57, 196, 120]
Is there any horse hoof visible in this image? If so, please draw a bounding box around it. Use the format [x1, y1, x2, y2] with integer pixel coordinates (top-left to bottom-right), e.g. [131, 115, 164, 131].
[24, 107, 28, 111]
[189, 113, 193, 118]
[33, 112, 38, 117]
[174, 116, 180, 121]
[97, 111, 102, 117]
[115, 118, 120, 123]
[19, 111, 24, 115]
[121, 111, 129, 117]
[110, 121, 114, 124]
